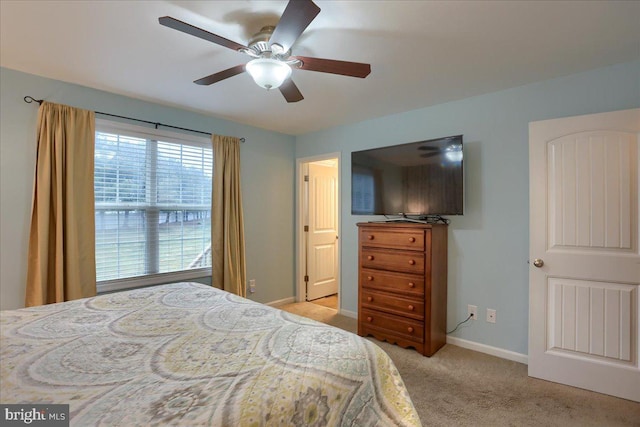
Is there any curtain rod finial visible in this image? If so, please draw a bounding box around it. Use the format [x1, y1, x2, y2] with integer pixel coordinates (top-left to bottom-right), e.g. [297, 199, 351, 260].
[24, 96, 43, 105]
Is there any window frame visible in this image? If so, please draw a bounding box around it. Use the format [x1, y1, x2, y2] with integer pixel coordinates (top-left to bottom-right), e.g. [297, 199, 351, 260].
[94, 119, 213, 293]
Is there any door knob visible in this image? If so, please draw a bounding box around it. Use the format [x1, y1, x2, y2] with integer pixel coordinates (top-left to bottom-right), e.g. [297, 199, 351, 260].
[533, 258, 544, 268]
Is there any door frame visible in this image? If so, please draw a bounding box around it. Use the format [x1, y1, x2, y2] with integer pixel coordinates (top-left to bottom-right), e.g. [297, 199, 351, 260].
[296, 152, 341, 308]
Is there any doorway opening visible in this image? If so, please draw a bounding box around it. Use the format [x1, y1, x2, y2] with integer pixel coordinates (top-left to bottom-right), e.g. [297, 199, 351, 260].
[296, 153, 340, 311]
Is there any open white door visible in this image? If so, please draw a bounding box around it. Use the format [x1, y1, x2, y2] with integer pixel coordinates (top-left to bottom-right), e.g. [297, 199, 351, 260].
[306, 161, 339, 301]
[529, 108, 640, 402]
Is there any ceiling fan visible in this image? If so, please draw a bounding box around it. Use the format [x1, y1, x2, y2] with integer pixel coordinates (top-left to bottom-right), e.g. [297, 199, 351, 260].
[417, 138, 463, 161]
[159, 0, 371, 103]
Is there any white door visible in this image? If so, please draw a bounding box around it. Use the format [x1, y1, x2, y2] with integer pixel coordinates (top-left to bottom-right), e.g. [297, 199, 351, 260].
[306, 161, 339, 301]
[529, 108, 640, 402]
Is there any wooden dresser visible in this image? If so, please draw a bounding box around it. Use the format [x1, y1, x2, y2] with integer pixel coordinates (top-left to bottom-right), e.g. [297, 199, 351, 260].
[357, 222, 448, 356]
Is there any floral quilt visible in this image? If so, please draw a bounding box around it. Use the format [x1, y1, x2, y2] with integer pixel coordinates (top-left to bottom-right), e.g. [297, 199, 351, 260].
[1, 282, 420, 426]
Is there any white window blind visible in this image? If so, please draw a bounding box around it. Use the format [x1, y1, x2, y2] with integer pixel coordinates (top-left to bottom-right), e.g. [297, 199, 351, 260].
[352, 166, 376, 214]
[94, 122, 212, 287]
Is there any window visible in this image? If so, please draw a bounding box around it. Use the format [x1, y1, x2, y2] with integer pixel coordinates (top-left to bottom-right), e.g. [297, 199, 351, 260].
[94, 120, 212, 291]
[351, 165, 376, 214]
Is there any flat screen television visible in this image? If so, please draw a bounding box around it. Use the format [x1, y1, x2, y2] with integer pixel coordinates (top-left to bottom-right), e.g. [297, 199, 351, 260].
[351, 135, 463, 216]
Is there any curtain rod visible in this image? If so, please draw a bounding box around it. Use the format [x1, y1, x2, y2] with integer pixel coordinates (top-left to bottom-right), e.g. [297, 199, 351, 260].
[23, 96, 245, 142]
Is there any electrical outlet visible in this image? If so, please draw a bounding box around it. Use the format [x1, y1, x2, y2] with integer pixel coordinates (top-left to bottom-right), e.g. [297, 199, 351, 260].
[487, 308, 496, 323]
[249, 279, 256, 293]
[468, 304, 477, 320]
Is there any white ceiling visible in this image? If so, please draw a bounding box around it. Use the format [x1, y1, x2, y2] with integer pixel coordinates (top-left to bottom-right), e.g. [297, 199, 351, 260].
[1, 1, 639, 135]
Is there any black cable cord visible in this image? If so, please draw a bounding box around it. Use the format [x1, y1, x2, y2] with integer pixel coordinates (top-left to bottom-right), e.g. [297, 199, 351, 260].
[422, 214, 450, 225]
[381, 214, 451, 224]
[446, 313, 473, 334]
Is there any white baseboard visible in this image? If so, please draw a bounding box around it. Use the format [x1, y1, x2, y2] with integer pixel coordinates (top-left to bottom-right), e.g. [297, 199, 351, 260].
[266, 297, 295, 307]
[270, 301, 527, 363]
[446, 336, 528, 364]
[339, 309, 357, 319]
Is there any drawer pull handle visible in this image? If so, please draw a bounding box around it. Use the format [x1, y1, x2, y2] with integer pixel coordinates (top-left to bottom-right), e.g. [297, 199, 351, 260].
[367, 235, 375, 240]
[408, 305, 414, 311]
[367, 255, 374, 261]
[408, 282, 415, 288]
[367, 316, 373, 322]
[367, 276, 374, 281]
[409, 237, 416, 243]
[408, 259, 416, 265]
[407, 327, 414, 333]
[367, 296, 373, 302]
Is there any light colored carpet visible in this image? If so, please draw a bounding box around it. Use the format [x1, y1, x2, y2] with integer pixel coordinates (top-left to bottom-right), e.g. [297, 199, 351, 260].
[309, 293, 338, 310]
[279, 301, 640, 427]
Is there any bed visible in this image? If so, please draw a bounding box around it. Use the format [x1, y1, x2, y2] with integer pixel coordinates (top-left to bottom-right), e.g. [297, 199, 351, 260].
[1, 282, 420, 426]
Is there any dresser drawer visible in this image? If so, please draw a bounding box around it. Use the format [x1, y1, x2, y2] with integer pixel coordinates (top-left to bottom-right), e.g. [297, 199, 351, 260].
[361, 289, 424, 320]
[361, 248, 425, 274]
[360, 227, 425, 251]
[360, 308, 424, 343]
[360, 268, 424, 296]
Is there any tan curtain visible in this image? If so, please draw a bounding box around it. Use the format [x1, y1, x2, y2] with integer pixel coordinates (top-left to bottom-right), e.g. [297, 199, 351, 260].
[211, 135, 247, 297]
[25, 102, 96, 306]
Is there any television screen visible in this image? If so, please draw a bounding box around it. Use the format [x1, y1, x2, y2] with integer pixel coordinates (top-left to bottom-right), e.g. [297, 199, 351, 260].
[351, 135, 463, 216]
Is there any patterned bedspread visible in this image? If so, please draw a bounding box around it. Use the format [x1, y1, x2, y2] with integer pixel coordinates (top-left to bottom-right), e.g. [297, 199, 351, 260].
[1, 282, 420, 426]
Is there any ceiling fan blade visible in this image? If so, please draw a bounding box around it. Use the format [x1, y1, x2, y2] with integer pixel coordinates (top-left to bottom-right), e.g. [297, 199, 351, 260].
[159, 16, 247, 52]
[269, 0, 321, 52]
[292, 56, 371, 78]
[420, 152, 442, 158]
[194, 65, 246, 86]
[279, 78, 304, 103]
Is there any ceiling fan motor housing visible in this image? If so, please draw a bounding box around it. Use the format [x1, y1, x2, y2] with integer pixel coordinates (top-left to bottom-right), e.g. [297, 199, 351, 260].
[247, 26, 291, 59]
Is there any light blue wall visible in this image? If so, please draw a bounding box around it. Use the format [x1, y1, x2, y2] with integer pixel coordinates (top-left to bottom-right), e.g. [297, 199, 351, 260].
[295, 60, 640, 355]
[0, 67, 296, 310]
[3, 62, 638, 354]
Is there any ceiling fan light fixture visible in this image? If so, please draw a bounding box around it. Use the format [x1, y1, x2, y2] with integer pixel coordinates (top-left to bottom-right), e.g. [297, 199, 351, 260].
[246, 58, 291, 90]
[445, 145, 463, 162]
